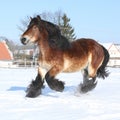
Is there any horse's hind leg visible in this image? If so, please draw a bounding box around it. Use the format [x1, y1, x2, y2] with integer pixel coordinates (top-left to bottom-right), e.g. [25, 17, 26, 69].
[26, 67, 45, 98]
[79, 69, 97, 93]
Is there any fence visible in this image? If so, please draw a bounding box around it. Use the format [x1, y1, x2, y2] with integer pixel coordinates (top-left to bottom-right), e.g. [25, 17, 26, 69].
[13, 59, 38, 68]
[0, 59, 38, 68]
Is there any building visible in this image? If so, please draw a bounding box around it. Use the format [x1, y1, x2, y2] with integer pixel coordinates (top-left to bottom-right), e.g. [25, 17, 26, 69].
[0, 41, 13, 67]
[102, 43, 120, 67]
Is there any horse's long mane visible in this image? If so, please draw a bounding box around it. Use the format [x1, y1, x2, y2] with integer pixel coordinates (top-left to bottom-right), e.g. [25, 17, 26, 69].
[41, 19, 71, 50]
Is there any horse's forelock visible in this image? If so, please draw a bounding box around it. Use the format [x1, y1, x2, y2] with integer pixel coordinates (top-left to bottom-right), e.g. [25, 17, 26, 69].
[28, 16, 42, 28]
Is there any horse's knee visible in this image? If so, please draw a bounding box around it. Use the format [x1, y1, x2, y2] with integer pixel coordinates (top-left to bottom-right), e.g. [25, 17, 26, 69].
[38, 67, 46, 80]
[45, 72, 65, 92]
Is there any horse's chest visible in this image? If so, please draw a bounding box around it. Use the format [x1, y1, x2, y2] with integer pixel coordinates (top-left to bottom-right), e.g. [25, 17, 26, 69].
[38, 55, 61, 70]
[39, 61, 51, 70]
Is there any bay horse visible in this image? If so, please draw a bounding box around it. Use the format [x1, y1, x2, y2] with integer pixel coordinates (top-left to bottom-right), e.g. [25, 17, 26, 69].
[20, 15, 109, 98]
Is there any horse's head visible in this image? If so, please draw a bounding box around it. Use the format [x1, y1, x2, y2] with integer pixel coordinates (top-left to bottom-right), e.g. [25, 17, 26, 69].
[20, 15, 43, 45]
[20, 15, 70, 50]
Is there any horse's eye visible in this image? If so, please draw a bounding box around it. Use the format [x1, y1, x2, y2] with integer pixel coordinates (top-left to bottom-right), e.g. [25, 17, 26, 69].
[33, 26, 37, 30]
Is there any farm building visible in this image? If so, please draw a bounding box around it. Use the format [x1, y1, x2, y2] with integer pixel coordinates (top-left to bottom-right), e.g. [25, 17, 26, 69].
[0, 41, 13, 67]
[102, 43, 120, 67]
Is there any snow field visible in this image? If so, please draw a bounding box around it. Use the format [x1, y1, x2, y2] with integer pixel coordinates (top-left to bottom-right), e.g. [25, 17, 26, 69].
[0, 67, 120, 120]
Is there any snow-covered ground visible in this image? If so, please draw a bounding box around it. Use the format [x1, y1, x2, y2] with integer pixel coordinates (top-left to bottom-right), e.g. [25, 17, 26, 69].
[0, 67, 120, 120]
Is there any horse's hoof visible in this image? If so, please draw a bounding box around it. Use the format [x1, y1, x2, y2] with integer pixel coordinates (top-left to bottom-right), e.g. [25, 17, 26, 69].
[26, 84, 41, 98]
[79, 81, 97, 93]
[48, 79, 65, 92]
[26, 88, 41, 98]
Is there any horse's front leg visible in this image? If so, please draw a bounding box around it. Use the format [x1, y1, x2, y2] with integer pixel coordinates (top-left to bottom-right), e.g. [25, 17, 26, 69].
[26, 67, 46, 98]
[45, 66, 65, 92]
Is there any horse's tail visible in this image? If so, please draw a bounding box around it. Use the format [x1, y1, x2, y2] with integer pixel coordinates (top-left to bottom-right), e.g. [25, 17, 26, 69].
[97, 45, 110, 79]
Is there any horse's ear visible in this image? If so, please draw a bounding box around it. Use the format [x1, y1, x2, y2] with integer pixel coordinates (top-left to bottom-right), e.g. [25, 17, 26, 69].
[30, 16, 32, 20]
[37, 15, 41, 21]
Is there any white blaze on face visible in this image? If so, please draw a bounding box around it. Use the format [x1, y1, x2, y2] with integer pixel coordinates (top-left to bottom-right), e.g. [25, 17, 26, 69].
[21, 25, 40, 45]
[21, 34, 37, 45]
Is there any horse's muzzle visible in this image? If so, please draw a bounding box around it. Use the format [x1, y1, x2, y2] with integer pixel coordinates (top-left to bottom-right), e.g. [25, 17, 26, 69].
[20, 37, 28, 45]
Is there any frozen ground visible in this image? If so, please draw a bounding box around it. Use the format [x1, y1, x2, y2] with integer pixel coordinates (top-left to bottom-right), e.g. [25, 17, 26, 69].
[0, 67, 120, 120]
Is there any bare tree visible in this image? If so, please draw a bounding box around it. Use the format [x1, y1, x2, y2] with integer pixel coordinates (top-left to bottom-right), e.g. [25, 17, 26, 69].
[19, 10, 76, 41]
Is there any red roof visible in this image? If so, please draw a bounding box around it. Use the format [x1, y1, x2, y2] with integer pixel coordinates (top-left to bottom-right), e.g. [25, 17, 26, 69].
[0, 41, 13, 60]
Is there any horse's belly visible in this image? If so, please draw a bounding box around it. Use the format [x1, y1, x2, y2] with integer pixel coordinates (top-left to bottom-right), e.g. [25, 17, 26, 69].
[63, 59, 88, 72]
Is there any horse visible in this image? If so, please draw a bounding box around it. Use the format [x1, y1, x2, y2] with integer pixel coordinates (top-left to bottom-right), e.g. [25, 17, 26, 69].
[20, 15, 110, 98]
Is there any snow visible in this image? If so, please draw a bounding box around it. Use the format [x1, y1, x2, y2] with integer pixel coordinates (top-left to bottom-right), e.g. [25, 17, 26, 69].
[0, 67, 120, 120]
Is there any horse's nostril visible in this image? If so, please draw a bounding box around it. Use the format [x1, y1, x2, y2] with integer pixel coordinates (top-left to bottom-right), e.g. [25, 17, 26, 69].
[21, 37, 27, 45]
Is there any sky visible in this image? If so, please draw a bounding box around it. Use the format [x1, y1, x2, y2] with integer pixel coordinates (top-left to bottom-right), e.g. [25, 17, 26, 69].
[0, 0, 120, 44]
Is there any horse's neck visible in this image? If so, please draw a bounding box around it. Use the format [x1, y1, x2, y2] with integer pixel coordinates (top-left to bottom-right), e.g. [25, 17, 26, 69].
[38, 39, 51, 57]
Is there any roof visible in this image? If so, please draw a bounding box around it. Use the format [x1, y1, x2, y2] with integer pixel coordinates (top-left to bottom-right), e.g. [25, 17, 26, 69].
[115, 44, 120, 52]
[0, 41, 13, 60]
[100, 43, 113, 50]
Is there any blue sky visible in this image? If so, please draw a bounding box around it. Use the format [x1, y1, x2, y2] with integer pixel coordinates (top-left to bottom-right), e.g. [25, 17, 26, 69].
[0, 0, 120, 44]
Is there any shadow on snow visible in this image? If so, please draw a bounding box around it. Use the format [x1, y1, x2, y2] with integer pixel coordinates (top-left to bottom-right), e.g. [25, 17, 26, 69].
[7, 86, 26, 91]
[7, 85, 76, 97]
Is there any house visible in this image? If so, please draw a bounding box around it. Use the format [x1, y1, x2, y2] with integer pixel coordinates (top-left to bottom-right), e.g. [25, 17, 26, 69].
[19, 49, 34, 56]
[0, 41, 13, 67]
[102, 43, 120, 67]
[15, 45, 39, 59]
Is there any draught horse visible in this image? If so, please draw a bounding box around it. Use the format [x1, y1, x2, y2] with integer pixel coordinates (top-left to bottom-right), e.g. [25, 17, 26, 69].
[20, 15, 109, 98]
